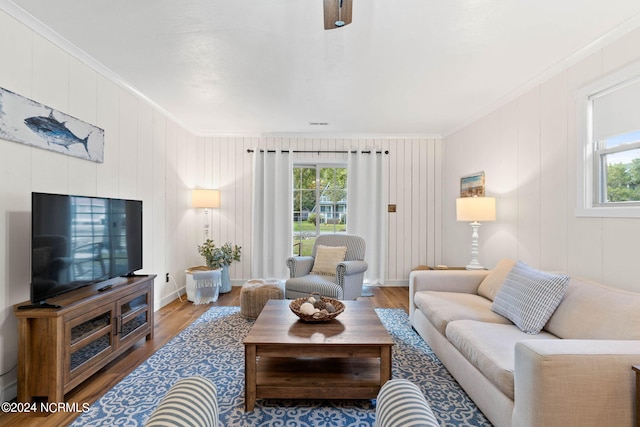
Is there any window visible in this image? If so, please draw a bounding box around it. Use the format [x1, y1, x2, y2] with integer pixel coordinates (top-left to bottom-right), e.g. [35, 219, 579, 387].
[292, 165, 347, 255]
[577, 61, 640, 217]
[595, 131, 640, 204]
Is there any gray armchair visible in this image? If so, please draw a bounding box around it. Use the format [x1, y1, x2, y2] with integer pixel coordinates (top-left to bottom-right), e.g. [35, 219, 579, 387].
[285, 234, 367, 300]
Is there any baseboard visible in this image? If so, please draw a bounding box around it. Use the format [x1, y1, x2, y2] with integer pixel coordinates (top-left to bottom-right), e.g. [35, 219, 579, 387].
[230, 280, 409, 287]
[376, 280, 409, 287]
[157, 287, 186, 309]
[1, 373, 17, 403]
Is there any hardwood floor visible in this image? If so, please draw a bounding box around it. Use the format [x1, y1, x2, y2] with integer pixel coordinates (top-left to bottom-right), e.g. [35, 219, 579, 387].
[1, 285, 408, 427]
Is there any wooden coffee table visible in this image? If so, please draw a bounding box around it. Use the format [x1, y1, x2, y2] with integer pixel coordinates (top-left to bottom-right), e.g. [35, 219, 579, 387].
[243, 299, 394, 411]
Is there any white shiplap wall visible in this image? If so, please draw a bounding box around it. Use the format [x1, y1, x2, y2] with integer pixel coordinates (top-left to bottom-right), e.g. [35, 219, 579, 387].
[0, 7, 442, 402]
[443, 26, 640, 293]
[189, 136, 443, 286]
[0, 9, 197, 402]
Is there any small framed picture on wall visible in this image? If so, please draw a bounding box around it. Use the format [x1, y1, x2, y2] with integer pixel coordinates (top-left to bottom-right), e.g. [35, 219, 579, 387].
[460, 172, 485, 197]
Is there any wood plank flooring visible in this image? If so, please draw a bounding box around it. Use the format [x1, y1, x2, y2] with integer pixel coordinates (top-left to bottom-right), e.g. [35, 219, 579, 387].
[1, 285, 408, 427]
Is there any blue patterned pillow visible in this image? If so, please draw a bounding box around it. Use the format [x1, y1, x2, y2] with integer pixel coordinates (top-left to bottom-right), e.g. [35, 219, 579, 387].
[491, 261, 569, 334]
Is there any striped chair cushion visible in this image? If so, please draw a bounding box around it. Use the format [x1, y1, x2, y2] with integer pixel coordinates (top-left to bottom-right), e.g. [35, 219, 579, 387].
[285, 274, 344, 299]
[375, 379, 439, 427]
[145, 376, 218, 427]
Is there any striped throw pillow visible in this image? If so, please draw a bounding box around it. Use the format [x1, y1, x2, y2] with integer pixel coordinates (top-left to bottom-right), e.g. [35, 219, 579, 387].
[491, 261, 569, 334]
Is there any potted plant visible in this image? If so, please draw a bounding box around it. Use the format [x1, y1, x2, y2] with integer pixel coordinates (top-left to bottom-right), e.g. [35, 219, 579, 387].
[197, 239, 242, 293]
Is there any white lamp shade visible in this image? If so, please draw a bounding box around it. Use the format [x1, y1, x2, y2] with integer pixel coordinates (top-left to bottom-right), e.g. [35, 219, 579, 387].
[456, 197, 496, 222]
[192, 189, 220, 208]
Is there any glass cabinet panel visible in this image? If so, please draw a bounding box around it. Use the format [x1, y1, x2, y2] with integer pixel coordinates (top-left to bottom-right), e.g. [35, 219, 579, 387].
[118, 291, 149, 340]
[70, 311, 110, 344]
[68, 307, 113, 375]
[70, 334, 110, 371]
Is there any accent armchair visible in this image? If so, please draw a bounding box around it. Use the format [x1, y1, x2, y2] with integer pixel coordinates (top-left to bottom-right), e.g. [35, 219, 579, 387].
[285, 234, 368, 300]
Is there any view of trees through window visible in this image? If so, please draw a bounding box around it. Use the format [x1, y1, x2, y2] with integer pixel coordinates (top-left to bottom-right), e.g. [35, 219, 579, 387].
[293, 166, 347, 256]
[600, 130, 640, 203]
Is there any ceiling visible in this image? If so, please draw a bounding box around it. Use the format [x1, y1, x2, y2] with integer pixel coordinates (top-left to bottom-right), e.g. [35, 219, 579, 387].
[5, 0, 640, 137]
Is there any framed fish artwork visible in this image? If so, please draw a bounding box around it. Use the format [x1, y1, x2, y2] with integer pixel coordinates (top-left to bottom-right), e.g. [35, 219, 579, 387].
[0, 87, 104, 162]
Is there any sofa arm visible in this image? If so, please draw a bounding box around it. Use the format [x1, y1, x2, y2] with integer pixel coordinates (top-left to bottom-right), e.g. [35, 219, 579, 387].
[409, 269, 488, 294]
[513, 340, 640, 427]
[145, 376, 218, 427]
[286, 256, 314, 278]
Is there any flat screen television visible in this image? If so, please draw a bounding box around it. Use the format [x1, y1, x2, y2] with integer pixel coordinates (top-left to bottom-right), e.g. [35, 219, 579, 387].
[29, 192, 143, 307]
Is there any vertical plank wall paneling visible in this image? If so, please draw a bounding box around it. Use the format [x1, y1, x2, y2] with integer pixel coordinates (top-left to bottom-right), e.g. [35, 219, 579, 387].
[0, 6, 445, 401]
[193, 137, 443, 286]
[0, 7, 207, 402]
[442, 25, 640, 293]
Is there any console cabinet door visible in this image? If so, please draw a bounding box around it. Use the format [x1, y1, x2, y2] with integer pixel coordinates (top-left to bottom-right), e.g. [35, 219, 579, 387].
[65, 303, 114, 385]
[116, 287, 151, 349]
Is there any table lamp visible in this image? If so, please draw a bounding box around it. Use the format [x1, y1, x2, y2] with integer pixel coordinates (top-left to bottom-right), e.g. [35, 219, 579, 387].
[192, 189, 220, 240]
[456, 196, 496, 270]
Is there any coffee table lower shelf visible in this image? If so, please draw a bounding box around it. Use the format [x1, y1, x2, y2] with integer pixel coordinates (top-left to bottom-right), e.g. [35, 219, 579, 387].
[255, 357, 383, 401]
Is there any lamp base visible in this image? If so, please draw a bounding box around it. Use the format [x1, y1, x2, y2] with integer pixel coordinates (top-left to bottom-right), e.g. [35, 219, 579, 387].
[465, 262, 486, 270]
[465, 221, 485, 271]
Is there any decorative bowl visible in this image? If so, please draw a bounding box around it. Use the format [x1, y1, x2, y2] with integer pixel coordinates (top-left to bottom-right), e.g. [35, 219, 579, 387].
[289, 294, 345, 322]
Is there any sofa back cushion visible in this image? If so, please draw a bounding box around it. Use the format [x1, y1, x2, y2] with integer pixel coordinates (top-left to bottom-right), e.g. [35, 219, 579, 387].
[477, 258, 516, 301]
[545, 277, 640, 339]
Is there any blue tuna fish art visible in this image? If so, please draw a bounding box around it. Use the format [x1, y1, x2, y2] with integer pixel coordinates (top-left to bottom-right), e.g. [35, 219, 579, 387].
[0, 87, 104, 162]
[24, 111, 89, 153]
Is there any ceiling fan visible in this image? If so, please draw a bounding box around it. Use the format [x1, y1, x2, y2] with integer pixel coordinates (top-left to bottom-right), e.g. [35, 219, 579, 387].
[324, 0, 353, 30]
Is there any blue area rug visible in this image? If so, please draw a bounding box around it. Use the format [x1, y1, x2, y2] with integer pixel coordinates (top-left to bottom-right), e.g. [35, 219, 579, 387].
[71, 307, 491, 427]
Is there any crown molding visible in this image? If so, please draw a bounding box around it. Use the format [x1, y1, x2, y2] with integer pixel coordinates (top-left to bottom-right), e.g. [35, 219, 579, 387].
[0, 0, 199, 135]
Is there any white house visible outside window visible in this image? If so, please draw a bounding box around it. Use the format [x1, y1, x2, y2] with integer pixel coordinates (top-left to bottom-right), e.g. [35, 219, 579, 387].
[577, 61, 640, 217]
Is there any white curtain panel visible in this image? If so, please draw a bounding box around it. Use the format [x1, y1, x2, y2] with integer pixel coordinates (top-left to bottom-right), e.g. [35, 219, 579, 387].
[251, 150, 293, 279]
[347, 150, 388, 284]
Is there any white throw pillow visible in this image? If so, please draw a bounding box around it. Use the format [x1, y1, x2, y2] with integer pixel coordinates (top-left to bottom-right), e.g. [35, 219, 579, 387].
[311, 245, 347, 276]
[491, 261, 569, 334]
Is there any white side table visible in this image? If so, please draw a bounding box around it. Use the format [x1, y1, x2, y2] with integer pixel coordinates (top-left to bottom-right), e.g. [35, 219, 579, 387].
[185, 266, 221, 304]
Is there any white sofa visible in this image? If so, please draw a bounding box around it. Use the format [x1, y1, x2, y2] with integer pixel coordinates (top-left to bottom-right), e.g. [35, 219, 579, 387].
[409, 259, 640, 427]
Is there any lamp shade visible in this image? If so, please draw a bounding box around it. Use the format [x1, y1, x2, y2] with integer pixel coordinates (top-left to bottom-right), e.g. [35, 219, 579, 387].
[192, 189, 220, 208]
[456, 197, 496, 222]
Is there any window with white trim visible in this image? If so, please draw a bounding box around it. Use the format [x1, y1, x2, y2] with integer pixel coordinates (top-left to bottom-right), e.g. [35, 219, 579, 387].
[577, 62, 640, 217]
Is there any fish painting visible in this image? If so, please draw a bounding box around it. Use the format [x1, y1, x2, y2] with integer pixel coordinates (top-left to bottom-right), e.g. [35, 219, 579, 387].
[0, 87, 104, 162]
[24, 111, 89, 153]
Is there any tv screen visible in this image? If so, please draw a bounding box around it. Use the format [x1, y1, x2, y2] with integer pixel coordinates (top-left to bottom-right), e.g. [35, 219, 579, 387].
[31, 192, 143, 304]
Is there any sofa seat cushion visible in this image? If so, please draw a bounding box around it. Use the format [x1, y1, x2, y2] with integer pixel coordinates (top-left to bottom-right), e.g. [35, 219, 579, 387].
[446, 319, 558, 399]
[414, 291, 513, 335]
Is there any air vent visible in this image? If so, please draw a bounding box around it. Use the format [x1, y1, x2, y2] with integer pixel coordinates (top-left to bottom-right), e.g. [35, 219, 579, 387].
[309, 122, 329, 126]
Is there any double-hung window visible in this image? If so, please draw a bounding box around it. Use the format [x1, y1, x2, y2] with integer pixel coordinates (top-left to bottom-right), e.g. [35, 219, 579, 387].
[577, 62, 640, 217]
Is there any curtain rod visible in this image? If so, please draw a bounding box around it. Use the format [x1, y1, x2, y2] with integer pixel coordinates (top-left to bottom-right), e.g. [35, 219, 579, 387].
[246, 149, 389, 154]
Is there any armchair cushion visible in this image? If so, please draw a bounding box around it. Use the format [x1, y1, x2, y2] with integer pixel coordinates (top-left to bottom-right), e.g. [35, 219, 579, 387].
[311, 245, 347, 276]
